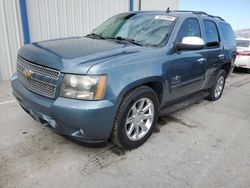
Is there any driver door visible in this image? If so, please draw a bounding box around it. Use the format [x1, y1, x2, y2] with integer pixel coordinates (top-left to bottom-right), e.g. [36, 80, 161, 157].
[166, 18, 207, 101]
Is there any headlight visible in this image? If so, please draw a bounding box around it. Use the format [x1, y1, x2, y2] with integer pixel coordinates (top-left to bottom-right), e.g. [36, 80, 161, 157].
[61, 74, 107, 100]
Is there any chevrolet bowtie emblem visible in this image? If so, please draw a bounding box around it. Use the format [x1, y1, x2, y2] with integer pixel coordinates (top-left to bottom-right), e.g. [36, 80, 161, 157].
[23, 69, 33, 79]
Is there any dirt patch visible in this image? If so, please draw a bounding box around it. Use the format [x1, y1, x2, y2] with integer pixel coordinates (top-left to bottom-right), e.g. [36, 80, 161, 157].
[154, 126, 161, 133]
[80, 146, 127, 175]
[110, 146, 126, 156]
[230, 79, 250, 88]
[156, 116, 198, 132]
[158, 117, 168, 125]
[166, 116, 198, 128]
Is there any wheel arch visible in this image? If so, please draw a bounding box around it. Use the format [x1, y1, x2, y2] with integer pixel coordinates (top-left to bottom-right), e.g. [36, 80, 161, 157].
[117, 77, 165, 105]
[221, 62, 231, 77]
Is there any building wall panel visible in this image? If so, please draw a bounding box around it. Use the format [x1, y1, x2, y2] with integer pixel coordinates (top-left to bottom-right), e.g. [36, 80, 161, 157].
[0, 0, 179, 80]
[26, 0, 130, 42]
[134, 0, 179, 11]
[0, 0, 22, 81]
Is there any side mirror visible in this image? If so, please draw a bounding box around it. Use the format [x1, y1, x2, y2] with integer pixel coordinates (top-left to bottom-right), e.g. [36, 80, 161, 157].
[176, 36, 205, 51]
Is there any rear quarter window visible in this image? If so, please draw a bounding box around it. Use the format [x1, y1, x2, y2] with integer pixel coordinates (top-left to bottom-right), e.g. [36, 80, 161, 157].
[219, 23, 236, 47]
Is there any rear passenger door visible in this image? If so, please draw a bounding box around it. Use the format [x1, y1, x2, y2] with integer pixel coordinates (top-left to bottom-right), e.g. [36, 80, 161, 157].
[201, 19, 224, 88]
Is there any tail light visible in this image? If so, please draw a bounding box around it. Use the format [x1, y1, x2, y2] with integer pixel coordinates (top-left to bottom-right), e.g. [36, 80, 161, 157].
[237, 51, 250, 56]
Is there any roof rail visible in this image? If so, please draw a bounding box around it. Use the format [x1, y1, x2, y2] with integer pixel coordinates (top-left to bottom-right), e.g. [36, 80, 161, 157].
[166, 9, 225, 21]
[213, 16, 225, 21]
[170, 10, 208, 15]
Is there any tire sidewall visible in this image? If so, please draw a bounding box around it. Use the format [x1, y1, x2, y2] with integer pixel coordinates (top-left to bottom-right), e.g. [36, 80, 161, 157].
[117, 87, 159, 149]
[211, 70, 226, 100]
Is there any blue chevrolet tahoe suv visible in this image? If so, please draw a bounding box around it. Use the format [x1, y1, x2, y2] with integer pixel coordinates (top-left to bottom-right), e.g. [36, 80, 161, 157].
[11, 10, 236, 149]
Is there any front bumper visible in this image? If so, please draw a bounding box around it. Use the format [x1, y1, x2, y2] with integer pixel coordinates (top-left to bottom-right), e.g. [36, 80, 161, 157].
[11, 73, 119, 144]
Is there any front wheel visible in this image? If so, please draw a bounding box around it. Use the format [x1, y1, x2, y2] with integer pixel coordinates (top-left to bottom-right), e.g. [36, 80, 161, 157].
[111, 86, 159, 149]
[207, 70, 226, 101]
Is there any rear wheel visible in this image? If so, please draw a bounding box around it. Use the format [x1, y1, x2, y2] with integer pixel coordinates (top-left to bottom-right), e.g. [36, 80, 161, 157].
[207, 70, 226, 101]
[111, 86, 159, 149]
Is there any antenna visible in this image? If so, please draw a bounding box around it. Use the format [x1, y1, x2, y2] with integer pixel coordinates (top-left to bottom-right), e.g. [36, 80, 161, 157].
[166, 7, 170, 13]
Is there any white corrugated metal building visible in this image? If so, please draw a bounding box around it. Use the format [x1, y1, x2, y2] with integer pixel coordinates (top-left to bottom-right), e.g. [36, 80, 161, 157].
[0, 0, 179, 81]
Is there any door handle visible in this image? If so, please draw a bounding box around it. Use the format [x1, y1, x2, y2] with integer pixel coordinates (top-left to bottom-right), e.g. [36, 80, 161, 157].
[171, 75, 181, 84]
[197, 58, 206, 63]
[218, 54, 225, 59]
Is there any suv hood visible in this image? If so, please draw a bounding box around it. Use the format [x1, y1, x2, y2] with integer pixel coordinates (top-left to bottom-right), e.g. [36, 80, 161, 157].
[18, 37, 141, 74]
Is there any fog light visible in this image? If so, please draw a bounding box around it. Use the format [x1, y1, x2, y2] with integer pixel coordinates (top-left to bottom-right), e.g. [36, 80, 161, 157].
[42, 115, 57, 128]
[80, 129, 84, 135]
[71, 129, 85, 138]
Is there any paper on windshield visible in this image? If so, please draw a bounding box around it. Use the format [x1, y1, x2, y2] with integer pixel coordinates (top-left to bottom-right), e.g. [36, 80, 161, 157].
[155, 15, 176, 21]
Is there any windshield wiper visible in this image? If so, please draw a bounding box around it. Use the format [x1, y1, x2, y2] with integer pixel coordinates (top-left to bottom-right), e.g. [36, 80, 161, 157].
[107, 36, 143, 46]
[85, 33, 106, 40]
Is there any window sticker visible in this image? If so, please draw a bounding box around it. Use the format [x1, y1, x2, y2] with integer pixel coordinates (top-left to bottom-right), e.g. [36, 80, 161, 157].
[155, 15, 176, 21]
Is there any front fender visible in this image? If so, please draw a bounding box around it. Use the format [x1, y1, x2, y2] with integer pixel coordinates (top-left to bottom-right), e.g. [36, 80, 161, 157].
[116, 76, 165, 100]
[87, 48, 171, 103]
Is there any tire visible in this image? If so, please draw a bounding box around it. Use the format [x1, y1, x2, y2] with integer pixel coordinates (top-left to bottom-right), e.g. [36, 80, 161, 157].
[207, 69, 226, 101]
[111, 86, 159, 149]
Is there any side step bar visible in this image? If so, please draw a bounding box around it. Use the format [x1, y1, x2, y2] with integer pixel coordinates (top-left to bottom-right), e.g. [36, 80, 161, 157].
[159, 91, 209, 116]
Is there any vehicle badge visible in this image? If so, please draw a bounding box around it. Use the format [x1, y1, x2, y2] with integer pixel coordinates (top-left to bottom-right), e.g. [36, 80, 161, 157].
[23, 69, 33, 79]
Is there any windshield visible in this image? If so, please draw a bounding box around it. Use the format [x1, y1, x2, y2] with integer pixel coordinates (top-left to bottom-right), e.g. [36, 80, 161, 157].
[91, 13, 176, 47]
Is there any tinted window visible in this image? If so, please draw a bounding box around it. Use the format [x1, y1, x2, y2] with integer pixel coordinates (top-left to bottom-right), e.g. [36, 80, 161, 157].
[203, 20, 220, 47]
[177, 18, 201, 42]
[236, 40, 250, 48]
[220, 23, 236, 47]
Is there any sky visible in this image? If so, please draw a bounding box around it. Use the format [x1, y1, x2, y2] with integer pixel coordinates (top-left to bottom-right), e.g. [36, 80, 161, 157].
[180, 0, 250, 31]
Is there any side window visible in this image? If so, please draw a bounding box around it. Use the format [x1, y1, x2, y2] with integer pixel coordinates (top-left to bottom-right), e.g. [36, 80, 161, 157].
[219, 23, 236, 47]
[177, 18, 201, 42]
[203, 20, 220, 47]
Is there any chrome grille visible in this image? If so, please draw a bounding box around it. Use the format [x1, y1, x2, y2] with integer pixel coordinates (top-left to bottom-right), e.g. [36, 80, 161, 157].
[16, 56, 59, 98]
[17, 72, 56, 98]
[17, 56, 60, 80]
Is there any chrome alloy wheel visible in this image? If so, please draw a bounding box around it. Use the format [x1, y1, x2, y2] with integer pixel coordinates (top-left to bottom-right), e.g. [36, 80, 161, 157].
[214, 75, 225, 99]
[125, 98, 154, 141]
